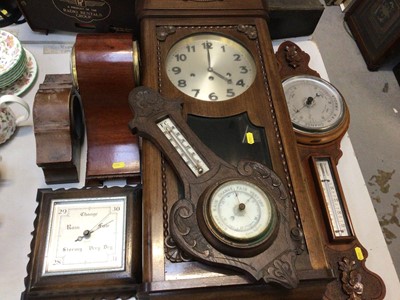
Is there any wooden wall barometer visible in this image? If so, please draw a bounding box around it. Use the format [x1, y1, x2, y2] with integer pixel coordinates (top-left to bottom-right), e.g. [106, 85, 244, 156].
[276, 40, 386, 299]
[22, 186, 142, 299]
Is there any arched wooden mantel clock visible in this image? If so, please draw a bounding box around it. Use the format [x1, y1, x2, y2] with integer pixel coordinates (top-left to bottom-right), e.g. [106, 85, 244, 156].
[132, 1, 349, 299]
[276, 40, 386, 299]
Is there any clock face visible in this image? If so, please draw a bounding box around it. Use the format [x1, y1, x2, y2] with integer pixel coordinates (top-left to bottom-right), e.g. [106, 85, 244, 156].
[165, 33, 256, 101]
[282, 75, 345, 133]
[206, 179, 275, 244]
[43, 196, 126, 275]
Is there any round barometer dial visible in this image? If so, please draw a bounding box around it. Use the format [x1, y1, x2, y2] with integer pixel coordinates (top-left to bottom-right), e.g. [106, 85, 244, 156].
[282, 75, 345, 134]
[166, 33, 256, 101]
[205, 179, 276, 246]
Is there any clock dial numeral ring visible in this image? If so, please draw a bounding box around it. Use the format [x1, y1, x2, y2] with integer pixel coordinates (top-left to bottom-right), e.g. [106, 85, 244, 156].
[166, 33, 256, 101]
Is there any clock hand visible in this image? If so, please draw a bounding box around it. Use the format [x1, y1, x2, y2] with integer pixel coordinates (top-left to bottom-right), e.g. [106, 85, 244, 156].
[210, 69, 233, 84]
[206, 41, 212, 69]
[204, 41, 233, 84]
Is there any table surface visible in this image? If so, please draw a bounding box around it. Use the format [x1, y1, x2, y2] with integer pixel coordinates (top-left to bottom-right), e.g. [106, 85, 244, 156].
[0, 23, 399, 299]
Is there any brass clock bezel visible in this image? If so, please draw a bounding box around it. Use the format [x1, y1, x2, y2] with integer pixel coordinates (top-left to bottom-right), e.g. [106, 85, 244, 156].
[282, 75, 350, 145]
[198, 177, 280, 258]
[22, 186, 142, 300]
[165, 32, 257, 102]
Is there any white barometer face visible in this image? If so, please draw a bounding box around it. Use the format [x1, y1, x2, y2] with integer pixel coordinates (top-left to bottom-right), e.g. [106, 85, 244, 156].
[282, 75, 345, 133]
[43, 196, 126, 276]
[166, 33, 256, 101]
[207, 180, 274, 242]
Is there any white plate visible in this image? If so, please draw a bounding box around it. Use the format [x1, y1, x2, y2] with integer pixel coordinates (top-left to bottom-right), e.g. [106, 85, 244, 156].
[0, 49, 38, 96]
[0, 30, 23, 77]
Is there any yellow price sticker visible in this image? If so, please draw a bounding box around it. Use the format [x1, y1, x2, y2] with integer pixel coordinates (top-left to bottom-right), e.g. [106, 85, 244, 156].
[246, 132, 255, 145]
[355, 247, 364, 261]
[112, 162, 126, 169]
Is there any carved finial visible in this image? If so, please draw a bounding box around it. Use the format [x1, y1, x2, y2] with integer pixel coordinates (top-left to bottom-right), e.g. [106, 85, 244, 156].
[339, 257, 364, 299]
[285, 45, 301, 69]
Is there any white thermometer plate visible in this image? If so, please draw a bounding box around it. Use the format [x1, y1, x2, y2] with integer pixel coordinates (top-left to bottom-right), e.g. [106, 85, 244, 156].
[314, 157, 353, 240]
[157, 117, 209, 177]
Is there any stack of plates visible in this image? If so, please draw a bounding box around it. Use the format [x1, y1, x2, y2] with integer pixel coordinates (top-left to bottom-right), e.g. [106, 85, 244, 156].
[0, 30, 37, 96]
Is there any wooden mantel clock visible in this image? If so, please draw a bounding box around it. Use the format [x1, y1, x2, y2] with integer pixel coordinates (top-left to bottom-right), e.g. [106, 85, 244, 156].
[129, 1, 386, 299]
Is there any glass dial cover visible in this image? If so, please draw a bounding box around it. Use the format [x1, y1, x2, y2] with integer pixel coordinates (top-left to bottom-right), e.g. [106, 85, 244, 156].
[282, 75, 345, 133]
[166, 33, 256, 101]
[207, 180, 275, 243]
[43, 196, 126, 276]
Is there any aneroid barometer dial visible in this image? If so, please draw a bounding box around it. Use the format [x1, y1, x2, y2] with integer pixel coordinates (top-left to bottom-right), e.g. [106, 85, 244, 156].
[205, 179, 276, 246]
[282, 75, 345, 133]
[43, 197, 126, 275]
[23, 186, 141, 299]
[166, 33, 256, 101]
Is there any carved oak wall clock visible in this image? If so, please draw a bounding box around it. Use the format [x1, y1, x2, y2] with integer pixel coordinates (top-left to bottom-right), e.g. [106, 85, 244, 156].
[133, 0, 339, 298]
[276, 40, 386, 299]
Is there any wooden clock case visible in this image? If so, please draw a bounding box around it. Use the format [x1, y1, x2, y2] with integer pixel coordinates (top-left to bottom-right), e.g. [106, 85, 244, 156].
[33, 74, 84, 184]
[72, 34, 141, 186]
[133, 1, 336, 299]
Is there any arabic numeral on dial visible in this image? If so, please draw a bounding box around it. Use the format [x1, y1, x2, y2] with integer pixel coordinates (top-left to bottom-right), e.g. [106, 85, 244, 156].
[226, 89, 235, 97]
[236, 79, 245, 87]
[192, 89, 200, 97]
[113, 206, 120, 211]
[240, 66, 249, 74]
[178, 80, 187, 87]
[202, 42, 213, 50]
[58, 208, 68, 215]
[171, 66, 181, 75]
[233, 54, 241, 61]
[186, 45, 196, 52]
[174, 54, 187, 62]
[209, 92, 218, 101]
[221, 45, 226, 52]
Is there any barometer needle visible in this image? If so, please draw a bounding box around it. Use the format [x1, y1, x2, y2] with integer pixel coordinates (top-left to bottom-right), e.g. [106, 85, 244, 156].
[75, 213, 114, 242]
[293, 93, 321, 114]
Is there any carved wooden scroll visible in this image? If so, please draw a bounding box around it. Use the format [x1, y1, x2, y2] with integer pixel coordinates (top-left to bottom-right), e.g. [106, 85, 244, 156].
[275, 40, 320, 80]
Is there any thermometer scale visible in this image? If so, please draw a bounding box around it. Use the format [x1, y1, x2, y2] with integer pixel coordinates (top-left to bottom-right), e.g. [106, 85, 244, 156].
[312, 156, 354, 242]
[157, 117, 209, 177]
